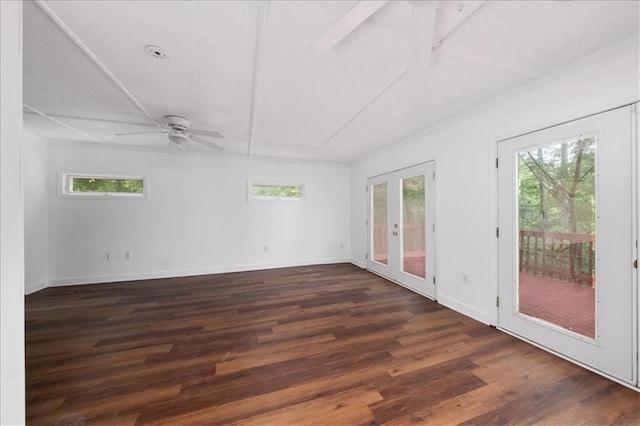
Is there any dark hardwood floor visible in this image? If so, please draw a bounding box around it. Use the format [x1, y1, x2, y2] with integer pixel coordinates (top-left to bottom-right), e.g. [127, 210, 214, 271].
[25, 263, 639, 425]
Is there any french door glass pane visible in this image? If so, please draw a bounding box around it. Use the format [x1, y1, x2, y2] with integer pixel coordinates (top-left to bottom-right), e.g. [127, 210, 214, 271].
[373, 182, 388, 265]
[402, 175, 425, 278]
[517, 137, 596, 338]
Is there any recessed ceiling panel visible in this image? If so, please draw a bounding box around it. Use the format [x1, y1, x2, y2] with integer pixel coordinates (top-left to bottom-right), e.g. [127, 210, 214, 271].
[252, 0, 412, 144]
[445, 0, 639, 79]
[23, 1, 151, 125]
[251, 139, 320, 161]
[41, 0, 258, 138]
[329, 47, 529, 151]
[311, 146, 375, 164]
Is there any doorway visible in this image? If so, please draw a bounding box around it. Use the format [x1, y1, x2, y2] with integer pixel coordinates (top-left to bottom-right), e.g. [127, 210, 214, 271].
[367, 162, 436, 298]
[497, 105, 636, 384]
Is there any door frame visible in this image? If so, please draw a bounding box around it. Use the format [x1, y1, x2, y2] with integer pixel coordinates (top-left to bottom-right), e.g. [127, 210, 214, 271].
[494, 103, 639, 387]
[366, 161, 437, 300]
[634, 102, 639, 387]
[366, 173, 393, 280]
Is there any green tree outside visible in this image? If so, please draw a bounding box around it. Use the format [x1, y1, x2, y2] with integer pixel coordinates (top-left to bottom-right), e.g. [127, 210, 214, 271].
[252, 185, 301, 198]
[518, 137, 595, 234]
[518, 137, 596, 283]
[72, 177, 144, 194]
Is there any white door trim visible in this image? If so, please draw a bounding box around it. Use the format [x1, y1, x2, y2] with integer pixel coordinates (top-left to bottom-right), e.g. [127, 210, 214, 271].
[496, 104, 636, 385]
[366, 161, 436, 299]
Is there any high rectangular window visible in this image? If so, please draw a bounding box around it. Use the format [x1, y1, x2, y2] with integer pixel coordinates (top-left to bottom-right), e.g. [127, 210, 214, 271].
[247, 181, 303, 201]
[62, 173, 148, 198]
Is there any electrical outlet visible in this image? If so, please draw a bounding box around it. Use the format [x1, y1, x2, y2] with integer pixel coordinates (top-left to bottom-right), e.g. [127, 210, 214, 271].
[125, 251, 131, 260]
[263, 246, 268, 252]
[462, 273, 469, 285]
[105, 252, 112, 261]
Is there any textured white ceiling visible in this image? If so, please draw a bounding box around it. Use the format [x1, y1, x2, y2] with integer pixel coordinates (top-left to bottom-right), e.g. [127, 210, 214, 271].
[22, 0, 639, 164]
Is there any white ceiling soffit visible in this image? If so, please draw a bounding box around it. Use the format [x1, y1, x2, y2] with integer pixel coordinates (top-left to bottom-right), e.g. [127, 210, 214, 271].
[22, 1, 640, 164]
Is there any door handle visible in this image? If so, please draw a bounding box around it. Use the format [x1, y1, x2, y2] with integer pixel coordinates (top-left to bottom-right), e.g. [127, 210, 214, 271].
[634, 259, 637, 269]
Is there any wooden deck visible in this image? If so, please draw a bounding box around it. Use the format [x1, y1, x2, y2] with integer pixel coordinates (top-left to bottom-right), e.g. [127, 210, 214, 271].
[25, 264, 638, 425]
[372, 253, 426, 279]
[384, 251, 594, 338]
[519, 272, 595, 337]
[366, 255, 594, 337]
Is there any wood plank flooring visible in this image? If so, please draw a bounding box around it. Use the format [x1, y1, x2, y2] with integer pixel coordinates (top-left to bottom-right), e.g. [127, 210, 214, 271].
[25, 263, 639, 425]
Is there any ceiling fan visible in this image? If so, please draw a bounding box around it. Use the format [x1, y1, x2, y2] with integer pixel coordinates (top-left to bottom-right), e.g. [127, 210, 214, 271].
[116, 115, 225, 152]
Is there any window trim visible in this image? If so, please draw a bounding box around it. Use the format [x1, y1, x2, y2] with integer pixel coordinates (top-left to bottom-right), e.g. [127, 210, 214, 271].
[60, 172, 149, 199]
[247, 180, 304, 201]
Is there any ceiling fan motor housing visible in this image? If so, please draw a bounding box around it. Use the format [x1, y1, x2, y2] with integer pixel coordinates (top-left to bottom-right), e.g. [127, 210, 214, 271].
[164, 115, 191, 132]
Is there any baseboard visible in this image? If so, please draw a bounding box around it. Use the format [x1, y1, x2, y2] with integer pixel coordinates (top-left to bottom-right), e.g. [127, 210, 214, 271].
[25, 280, 48, 295]
[46, 257, 352, 287]
[436, 294, 492, 326]
[350, 259, 366, 268]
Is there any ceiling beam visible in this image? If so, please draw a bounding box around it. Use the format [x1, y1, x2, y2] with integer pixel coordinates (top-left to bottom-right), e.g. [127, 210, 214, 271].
[23, 112, 154, 127]
[247, 1, 270, 157]
[433, 0, 488, 50]
[308, 1, 390, 55]
[430, 1, 537, 80]
[408, 1, 438, 80]
[312, 0, 535, 155]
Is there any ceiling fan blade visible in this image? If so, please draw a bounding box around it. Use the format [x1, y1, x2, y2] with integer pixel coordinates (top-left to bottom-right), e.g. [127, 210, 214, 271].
[115, 130, 168, 136]
[408, 1, 437, 79]
[22, 111, 156, 127]
[190, 129, 225, 138]
[309, 0, 390, 55]
[190, 135, 224, 152]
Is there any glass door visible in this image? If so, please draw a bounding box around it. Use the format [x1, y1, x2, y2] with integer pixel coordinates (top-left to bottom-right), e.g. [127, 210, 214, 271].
[497, 105, 635, 384]
[367, 176, 392, 279]
[367, 162, 436, 298]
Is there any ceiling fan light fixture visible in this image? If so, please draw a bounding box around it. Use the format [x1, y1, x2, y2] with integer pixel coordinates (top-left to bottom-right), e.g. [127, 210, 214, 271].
[168, 132, 189, 148]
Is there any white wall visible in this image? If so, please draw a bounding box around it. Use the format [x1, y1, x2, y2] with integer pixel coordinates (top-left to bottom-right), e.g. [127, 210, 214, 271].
[351, 36, 639, 325]
[24, 132, 49, 294]
[0, 1, 25, 424]
[46, 144, 351, 285]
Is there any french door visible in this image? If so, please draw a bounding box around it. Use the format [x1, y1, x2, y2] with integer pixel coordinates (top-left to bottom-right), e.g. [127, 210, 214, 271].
[367, 162, 436, 298]
[497, 105, 636, 384]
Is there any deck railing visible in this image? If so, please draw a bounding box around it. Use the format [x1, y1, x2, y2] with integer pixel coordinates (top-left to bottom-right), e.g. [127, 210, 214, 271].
[519, 230, 595, 286]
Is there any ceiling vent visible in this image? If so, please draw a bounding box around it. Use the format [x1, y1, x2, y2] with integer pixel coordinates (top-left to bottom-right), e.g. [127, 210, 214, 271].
[145, 45, 169, 60]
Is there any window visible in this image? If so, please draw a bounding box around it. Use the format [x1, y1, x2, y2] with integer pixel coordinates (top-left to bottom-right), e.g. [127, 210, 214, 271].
[247, 180, 304, 201]
[62, 173, 148, 198]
